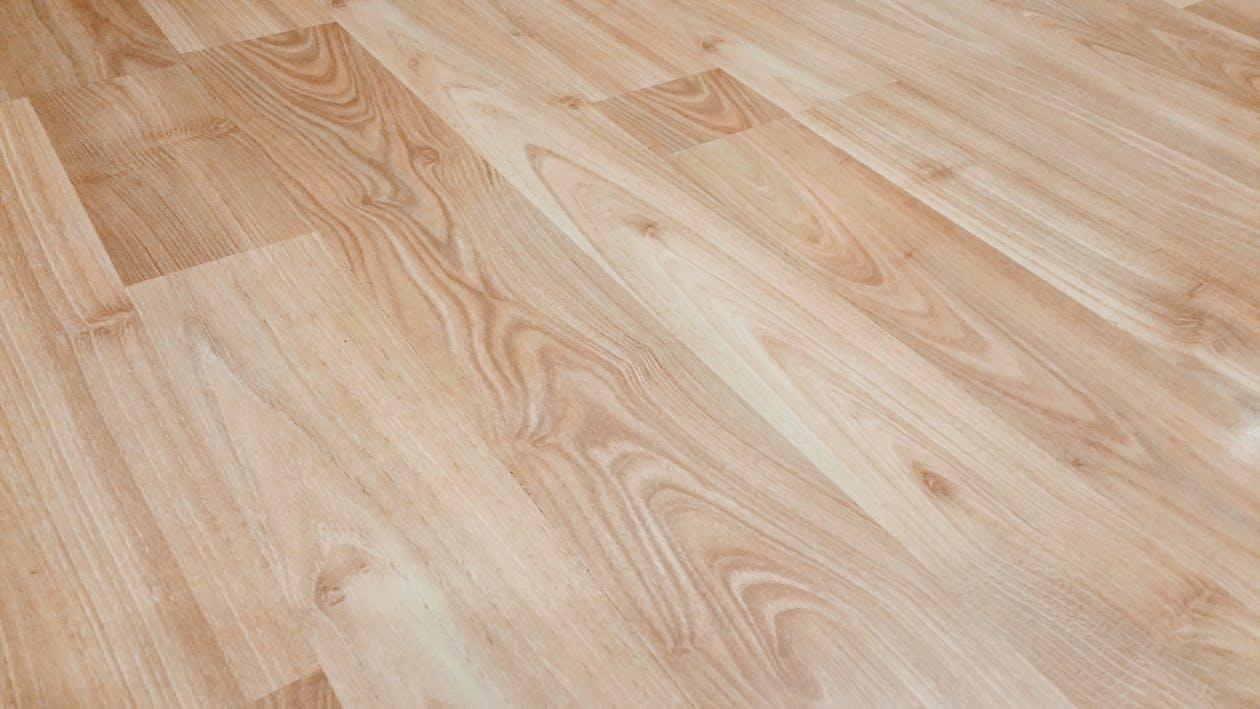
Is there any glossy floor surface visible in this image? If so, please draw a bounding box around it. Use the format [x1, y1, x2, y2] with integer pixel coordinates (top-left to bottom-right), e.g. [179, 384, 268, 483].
[1, 0, 1258, 706]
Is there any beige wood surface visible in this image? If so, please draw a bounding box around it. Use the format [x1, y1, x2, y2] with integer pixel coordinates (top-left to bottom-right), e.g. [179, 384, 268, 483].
[1, 0, 1257, 706]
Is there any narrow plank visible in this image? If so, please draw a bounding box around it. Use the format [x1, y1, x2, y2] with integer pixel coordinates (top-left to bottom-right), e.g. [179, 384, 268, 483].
[800, 75, 1260, 399]
[0, 0, 178, 101]
[187, 24, 1065, 705]
[1190, 0, 1260, 40]
[0, 98, 320, 705]
[0, 98, 248, 708]
[30, 63, 310, 285]
[249, 671, 341, 709]
[595, 69, 786, 155]
[138, 0, 328, 52]
[130, 235, 687, 707]
[319, 21, 1258, 703]
[671, 116, 1260, 638]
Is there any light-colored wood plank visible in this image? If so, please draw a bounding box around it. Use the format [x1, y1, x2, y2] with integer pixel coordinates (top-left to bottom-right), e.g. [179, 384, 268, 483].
[671, 116, 1260, 689]
[799, 73, 1260, 397]
[30, 63, 311, 284]
[0, 97, 249, 708]
[0, 0, 178, 101]
[595, 69, 786, 155]
[130, 234, 687, 707]
[0, 95, 321, 705]
[186, 24, 1065, 705]
[137, 0, 328, 52]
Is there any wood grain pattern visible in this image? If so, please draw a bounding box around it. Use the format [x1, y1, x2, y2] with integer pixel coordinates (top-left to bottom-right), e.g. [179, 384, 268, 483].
[1190, 0, 1260, 40]
[800, 74, 1260, 401]
[137, 0, 328, 52]
[595, 69, 787, 155]
[186, 24, 1067, 705]
[0, 98, 243, 708]
[131, 234, 686, 707]
[30, 64, 311, 284]
[672, 113, 1260, 663]
[0, 0, 178, 101]
[2, 0, 1258, 704]
[320, 9, 1259, 702]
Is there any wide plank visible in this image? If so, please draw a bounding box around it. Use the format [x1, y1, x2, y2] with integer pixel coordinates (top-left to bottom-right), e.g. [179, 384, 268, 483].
[186, 24, 1063, 705]
[30, 63, 310, 284]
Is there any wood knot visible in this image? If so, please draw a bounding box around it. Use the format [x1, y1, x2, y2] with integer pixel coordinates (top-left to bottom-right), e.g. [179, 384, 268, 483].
[701, 38, 724, 53]
[412, 145, 440, 165]
[314, 546, 372, 609]
[915, 463, 957, 501]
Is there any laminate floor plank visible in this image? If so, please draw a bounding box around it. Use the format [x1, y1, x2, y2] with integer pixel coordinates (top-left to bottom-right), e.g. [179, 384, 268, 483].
[671, 114, 1260, 651]
[0, 98, 306, 708]
[130, 234, 686, 707]
[2, 0, 1258, 705]
[185, 24, 1065, 706]
[30, 64, 311, 284]
[0, 0, 178, 101]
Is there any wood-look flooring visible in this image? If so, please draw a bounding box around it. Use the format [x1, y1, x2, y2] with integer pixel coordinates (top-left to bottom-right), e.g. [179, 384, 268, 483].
[1, 0, 1257, 706]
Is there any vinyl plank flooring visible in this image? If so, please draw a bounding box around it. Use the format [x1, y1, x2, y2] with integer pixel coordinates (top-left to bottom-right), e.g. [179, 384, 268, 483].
[30, 64, 310, 284]
[130, 234, 687, 707]
[0, 0, 178, 101]
[185, 24, 1064, 705]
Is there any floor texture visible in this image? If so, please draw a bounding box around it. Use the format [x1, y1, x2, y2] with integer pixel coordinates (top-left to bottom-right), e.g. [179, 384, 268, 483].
[1, 0, 1259, 706]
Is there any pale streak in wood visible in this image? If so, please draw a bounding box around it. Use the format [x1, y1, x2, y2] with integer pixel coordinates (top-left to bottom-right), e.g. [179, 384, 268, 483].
[30, 64, 311, 284]
[0, 0, 178, 101]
